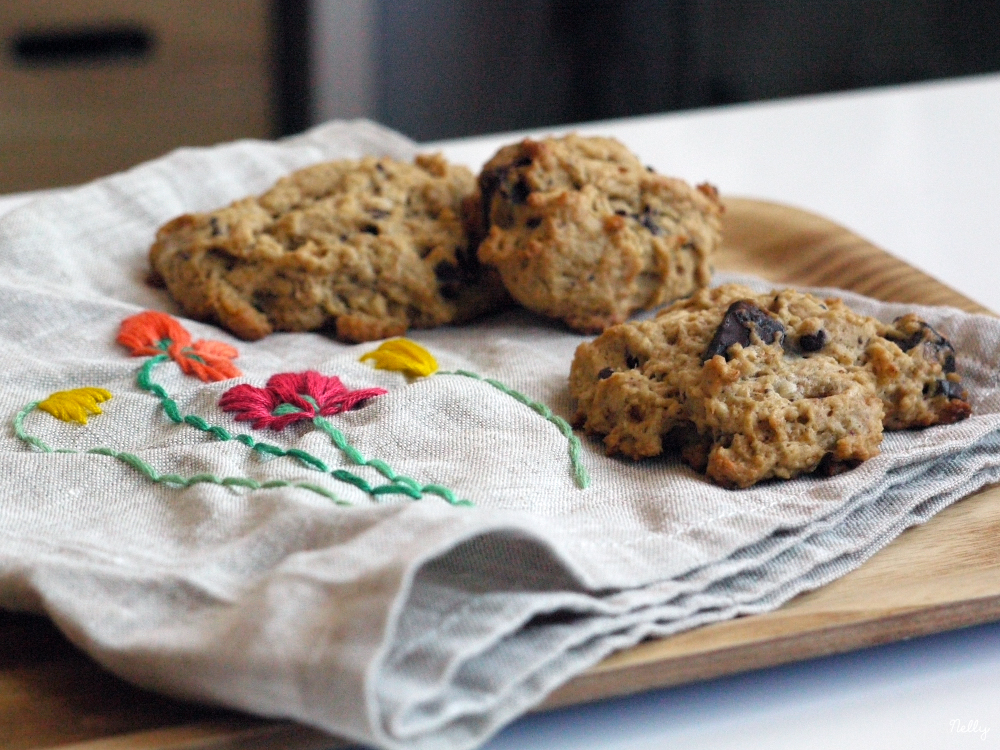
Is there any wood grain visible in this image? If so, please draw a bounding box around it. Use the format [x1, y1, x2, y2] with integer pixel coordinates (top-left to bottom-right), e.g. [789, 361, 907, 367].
[0, 0, 273, 192]
[2, 198, 997, 748]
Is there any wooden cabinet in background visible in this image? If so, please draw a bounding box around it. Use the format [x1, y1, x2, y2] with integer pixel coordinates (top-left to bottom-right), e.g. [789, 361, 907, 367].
[0, 0, 276, 192]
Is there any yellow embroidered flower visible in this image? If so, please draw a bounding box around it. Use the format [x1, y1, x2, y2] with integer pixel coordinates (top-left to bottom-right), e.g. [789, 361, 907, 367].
[37, 388, 113, 425]
[360, 339, 438, 378]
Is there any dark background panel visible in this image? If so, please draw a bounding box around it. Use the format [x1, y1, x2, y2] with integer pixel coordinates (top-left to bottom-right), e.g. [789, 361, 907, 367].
[362, 0, 1000, 141]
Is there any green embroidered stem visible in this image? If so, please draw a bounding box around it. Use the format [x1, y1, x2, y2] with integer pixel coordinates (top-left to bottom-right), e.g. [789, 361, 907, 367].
[314, 416, 471, 506]
[138, 355, 184, 422]
[15, 401, 52, 453]
[138, 357, 472, 506]
[14, 403, 349, 505]
[438, 370, 590, 490]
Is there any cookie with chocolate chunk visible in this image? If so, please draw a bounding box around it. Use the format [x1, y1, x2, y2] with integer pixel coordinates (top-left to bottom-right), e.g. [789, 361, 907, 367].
[149, 154, 509, 343]
[570, 284, 971, 488]
[477, 134, 722, 333]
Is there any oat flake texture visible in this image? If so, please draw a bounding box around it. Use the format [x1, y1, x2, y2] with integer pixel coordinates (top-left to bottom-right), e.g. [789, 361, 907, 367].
[3, 121, 1000, 750]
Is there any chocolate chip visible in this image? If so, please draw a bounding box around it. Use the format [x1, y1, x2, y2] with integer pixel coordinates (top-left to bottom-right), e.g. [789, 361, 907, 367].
[625, 353, 640, 369]
[614, 209, 628, 216]
[942, 351, 957, 373]
[799, 329, 827, 352]
[639, 207, 661, 236]
[598, 367, 614, 380]
[817, 453, 862, 477]
[703, 300, 786, 362]
[362, 224, 379, 235]
[526, 216, 542, 229]
[478, 165, 508, 227]
[209, 217, 221, 237]
[515, 155, 533, 167]
[510, 177, 531, 205]
[434, 262, 461, 300]
[206, 248, 237, 272]
[888, 320, 957, 373]
[434, 261, 461, 282]
[926, 379, 966, 400]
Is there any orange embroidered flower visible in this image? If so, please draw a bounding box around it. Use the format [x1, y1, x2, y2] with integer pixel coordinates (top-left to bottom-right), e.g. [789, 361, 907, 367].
[117, 311, 241, 382]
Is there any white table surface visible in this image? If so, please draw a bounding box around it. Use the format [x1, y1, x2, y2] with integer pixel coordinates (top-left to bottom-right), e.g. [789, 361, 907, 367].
[3, 73, 999, 749]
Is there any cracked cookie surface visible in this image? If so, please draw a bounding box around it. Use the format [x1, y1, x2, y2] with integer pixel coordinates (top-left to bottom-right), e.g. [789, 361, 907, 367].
[477, 134, 722, 333]
[570, 284, 971, 488]
[149, 153, 509, 343]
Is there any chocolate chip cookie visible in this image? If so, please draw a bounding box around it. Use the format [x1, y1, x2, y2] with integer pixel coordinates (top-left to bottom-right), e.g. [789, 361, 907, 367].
[477, 134, 723, 333]
[149, 154, 509, 342]
[570, 284, 971, 488]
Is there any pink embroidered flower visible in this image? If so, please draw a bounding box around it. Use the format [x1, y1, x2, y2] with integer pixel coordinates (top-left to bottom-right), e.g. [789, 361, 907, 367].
[117, 311, 241, 382]
[219, 371, 387, 430]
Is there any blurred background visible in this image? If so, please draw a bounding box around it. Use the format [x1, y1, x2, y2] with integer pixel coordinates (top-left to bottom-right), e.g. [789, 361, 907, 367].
[2, 0, 999, 192]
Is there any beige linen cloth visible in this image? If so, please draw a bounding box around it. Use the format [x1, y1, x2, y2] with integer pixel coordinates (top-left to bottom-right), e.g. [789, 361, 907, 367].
[3, 121, 1000, 750]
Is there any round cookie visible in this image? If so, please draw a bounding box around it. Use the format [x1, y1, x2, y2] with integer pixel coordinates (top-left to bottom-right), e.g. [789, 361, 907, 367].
[570, 284, 971, 488]
[149, 153, 509, 343]
[477, 134, 723, 333]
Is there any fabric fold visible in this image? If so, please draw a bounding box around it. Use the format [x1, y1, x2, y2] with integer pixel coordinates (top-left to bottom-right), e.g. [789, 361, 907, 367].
[2, 120, 998, 750]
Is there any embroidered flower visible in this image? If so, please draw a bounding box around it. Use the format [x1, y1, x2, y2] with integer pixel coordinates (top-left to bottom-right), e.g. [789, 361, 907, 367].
[117, 311, 241, 382]
[37, 388, 113, 424]
[219, 371, 387, 430]
[360, 339, 438, 378]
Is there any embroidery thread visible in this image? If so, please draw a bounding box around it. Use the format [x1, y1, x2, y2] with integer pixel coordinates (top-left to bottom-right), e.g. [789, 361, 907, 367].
[14, 394, 349, 505]
[217, 370, 471, 505]
[37, 388, 113, 425]
[360, 338, 438, 378]
[115, 315, 471, 506]
[118, 310, 240, 382]
[219, 371, 386, 430]
[361, 338, 591, 489]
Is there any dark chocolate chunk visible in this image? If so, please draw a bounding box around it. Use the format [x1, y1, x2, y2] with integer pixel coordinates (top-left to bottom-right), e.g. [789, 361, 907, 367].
[526, 216, 542, 229]
[703, 300, 786, 361]
[434, 261, 461, 300]
[454, 244, 480, 275]
[362, 224, 379, 235]
[509, 177, 531, 205]
[928, 378, 967, 400]
[434, 261, 461, 282]
[816, 453, 862, 477]
[639, 207, 661, 236]
[625, 352, 640, 369]
[598, 367, 614, 380]
[799, 329, 827, 352]
[478, 165, 508, 227]
[887, 320, 957, 372]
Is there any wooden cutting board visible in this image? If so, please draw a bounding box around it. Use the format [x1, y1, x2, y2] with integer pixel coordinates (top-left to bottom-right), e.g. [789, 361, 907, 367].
[3, 199, 998, 749]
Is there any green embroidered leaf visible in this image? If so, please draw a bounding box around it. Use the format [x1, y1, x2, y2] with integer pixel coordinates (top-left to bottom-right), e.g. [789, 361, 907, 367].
[37, 388, 113, 425]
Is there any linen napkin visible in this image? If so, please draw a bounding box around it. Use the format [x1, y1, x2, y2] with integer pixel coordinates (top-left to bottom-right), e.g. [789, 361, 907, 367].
[2, 120, 999, 750]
